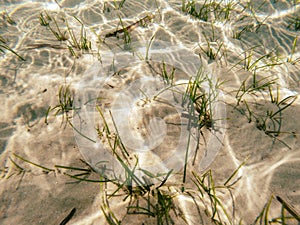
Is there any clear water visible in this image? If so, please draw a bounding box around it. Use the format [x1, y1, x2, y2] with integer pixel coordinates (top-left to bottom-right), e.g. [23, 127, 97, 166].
[0, 0, 300, 224]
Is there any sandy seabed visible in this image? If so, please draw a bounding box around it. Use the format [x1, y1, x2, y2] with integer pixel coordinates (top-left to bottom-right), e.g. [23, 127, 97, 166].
[0, 0, 300, 224]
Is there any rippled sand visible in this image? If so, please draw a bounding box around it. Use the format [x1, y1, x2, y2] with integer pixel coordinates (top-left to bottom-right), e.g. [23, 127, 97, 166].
[0, 0, 300, 224]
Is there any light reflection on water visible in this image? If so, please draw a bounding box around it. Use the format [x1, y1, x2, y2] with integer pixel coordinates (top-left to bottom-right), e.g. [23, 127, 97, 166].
[0, 0, 299, 224]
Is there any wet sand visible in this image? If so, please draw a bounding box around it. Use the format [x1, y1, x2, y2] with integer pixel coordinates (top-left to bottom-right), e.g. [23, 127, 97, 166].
[0, 0, 300, 224]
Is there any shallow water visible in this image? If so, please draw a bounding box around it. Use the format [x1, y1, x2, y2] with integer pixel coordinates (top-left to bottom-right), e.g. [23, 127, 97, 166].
[0, 0, 300, 224]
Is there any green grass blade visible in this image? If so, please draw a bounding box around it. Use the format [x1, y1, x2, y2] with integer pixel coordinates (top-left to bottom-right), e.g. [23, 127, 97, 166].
[13, 153, 54, 173]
